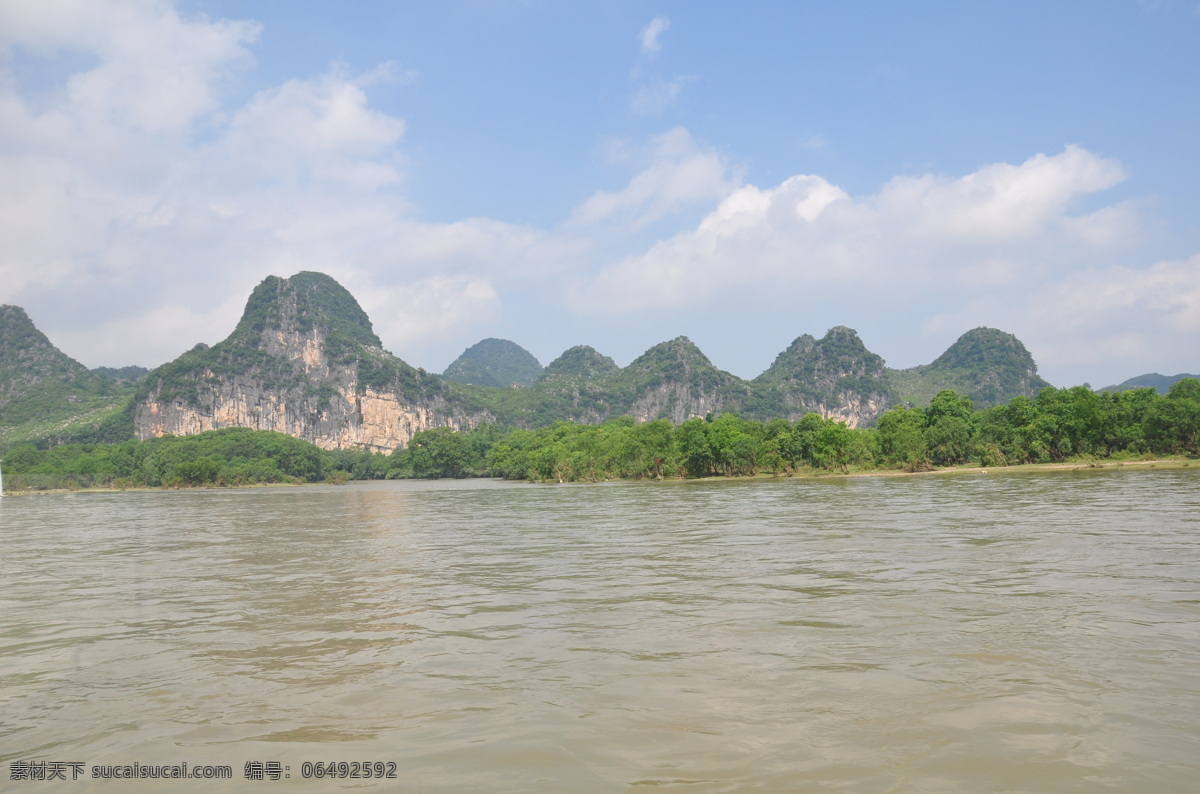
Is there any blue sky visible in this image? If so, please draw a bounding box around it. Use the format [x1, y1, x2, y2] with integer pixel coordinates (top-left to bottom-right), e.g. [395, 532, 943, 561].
[2, 0, 1199, 387]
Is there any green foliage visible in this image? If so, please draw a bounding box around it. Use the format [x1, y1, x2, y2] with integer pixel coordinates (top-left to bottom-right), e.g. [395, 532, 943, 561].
[1099, 372, 1200, 395]
[889, 327, 1050, 409]
[406, 426, 485, 478]
[2, 428, 340, 492]
[877, 407, 929, 468]
[0, 305, 142, 448]
[754, 327, 892, 418]
[442, 338, 544, 388]
[540, 346, 621, 380]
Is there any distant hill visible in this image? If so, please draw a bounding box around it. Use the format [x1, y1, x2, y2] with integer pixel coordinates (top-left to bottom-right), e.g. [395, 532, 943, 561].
[888, 327, 1051, 409]
[442, 338, 543, 388]
[92, 365, 150, 384]
[541, 345, 620, 380]
[3, 272, 1060, 451]
[132, 271, 487, 452]
[611, 336, 752, 425]
[1099, 373, 1200, 394]
[0, 305, 136, 447]
[754, 326, 893, 423]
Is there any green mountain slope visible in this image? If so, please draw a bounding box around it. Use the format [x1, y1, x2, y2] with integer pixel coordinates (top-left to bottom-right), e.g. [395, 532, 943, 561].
[5, 272, 1060, 451]
[1099, 372, 1199, 394]
[541, 345, 620, 380]
[442, 338, 544, 388]
[0, 305, 137, 447]
[888, 327, 1051, 408]
[753, 326, 894, 423]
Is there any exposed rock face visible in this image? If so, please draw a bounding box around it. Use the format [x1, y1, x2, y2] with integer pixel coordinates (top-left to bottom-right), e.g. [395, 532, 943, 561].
[753, 326, 894, 427]
[134, 273, 491, 452]
[618, 336, 751, 424]
[0, 277, 1063, 447]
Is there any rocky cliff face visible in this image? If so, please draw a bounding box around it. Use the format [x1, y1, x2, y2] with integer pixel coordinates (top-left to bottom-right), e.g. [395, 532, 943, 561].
[134, 273, 491, 452]
[753, 326, 894, 427]
[616, 336, 750, 424]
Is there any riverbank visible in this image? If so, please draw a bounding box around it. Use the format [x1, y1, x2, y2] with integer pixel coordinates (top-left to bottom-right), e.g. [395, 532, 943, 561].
[2, 456, 1194, 497]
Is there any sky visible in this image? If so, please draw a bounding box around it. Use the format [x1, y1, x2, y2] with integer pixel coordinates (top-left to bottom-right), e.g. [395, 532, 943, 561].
[2, 0, 1199, 388]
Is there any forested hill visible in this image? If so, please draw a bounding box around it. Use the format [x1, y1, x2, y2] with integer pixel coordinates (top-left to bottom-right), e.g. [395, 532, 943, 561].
[887, 327, 1051, 409]
[1100, 373, 1200, 394]
[2, 272, 1072, 452]
[442, 338, 543, 388]
[0, 305, 139, 447]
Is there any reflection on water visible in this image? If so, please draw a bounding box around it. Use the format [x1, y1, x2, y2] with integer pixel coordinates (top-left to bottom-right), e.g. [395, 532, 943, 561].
[1, 470, 1199, 791]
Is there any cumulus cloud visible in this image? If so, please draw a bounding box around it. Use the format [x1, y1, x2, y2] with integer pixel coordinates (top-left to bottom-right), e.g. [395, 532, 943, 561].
[365, 275, 501, 357]
[0, 0, 259, 134]
[568, 127, 739, 229]
[2, 2, 1195, 388]
[925, 254, 1200, 383]
[639, 16, 669, 55]
[575, 146, 1138, 313]
[0, 0, 556, 370]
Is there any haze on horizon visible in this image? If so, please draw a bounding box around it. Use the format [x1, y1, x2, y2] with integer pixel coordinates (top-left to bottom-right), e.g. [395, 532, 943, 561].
[1, 1, 1198, 388]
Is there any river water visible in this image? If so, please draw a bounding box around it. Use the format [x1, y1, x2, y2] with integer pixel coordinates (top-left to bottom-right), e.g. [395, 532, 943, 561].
[1, 468, 1198, 792]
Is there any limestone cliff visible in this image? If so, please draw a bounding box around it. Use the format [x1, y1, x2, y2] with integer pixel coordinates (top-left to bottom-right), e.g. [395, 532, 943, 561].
[753, 326, 894, 427]
[615, 337, 751, 424]
[133, 272, 491, 452]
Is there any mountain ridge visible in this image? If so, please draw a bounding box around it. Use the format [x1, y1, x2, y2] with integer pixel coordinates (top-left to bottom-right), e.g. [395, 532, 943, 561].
[2, 273, 1067, 451]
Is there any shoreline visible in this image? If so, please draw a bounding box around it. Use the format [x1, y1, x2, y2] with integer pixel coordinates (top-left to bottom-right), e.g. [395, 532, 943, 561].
[3, 457, 1194, 497]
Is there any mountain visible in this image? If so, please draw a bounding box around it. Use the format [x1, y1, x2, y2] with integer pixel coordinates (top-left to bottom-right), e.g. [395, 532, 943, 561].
[609, 336, 752, 424]
[133, 272, 491, 452]
[753, 326, 893, 427]
[1099, 373, 1200, 394]
[541, 345, 620, 380]
[0, 305, 136, 447]
[479, 331, 890, 427]
[6, 273, 1058, 451]
[442, 338, 543, 388]
[888, 327, 1051, 409]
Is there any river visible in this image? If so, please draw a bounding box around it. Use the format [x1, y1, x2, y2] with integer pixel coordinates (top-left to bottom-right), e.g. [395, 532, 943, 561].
[2, 468, 1198, 791]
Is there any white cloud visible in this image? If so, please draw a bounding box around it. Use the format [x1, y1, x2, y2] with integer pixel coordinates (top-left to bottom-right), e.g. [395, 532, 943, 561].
[54, 295, 247, 369]
[639, 16, 669, 55]
[576, 146, 1139, 313]
[568, 127, 739, 229]
[0, 1, 569, 370]
[1, 3, 1194, 389]
[924, 254, 1200, 384]
[365, 275, 501, 355]
[0, 0, 259, 134]
[218, 66, 407, 189]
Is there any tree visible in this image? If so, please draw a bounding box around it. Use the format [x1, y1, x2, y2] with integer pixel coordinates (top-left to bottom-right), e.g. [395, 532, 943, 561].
[408, 427, 480, 479]
[876, 407, 928, 468]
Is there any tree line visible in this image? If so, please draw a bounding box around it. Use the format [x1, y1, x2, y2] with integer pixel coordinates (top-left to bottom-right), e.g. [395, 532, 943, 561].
[3, 381, 1198, 491]
[403, 381, 1200, 481]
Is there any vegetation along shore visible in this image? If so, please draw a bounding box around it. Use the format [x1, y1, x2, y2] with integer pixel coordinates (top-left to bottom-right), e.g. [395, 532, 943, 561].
[3, 378, 1197, 494]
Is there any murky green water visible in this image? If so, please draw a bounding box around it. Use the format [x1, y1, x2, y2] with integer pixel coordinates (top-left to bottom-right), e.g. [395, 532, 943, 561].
[2, 468, 1199, 792]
